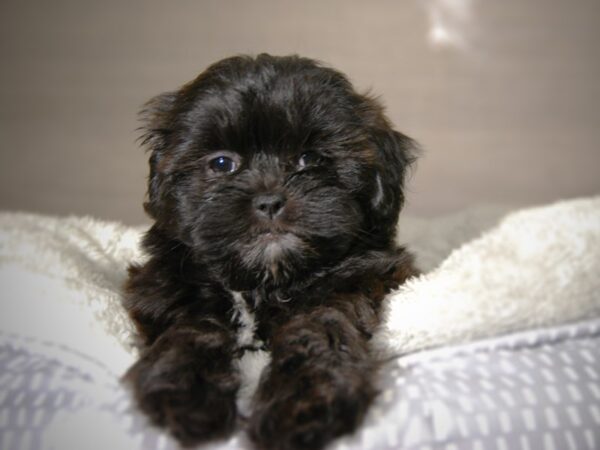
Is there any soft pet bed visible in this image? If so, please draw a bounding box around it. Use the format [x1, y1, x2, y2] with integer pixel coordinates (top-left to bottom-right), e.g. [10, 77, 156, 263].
[1, 196, 599, 449]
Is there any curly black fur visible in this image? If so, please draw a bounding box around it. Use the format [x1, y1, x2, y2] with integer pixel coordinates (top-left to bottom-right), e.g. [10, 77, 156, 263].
[123, 54, 418, 449]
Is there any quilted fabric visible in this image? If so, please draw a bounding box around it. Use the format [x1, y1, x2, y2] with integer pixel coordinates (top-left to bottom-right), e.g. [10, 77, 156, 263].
[337, 319, 600, 450]
[1, 320, 599, 449]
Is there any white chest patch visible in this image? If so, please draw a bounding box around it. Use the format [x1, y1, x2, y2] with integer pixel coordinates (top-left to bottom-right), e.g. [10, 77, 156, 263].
[229, 290, 270, 416]
[230, 291, 262, 349]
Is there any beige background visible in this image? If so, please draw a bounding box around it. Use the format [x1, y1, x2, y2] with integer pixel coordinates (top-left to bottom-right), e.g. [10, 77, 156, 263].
[1, 0, 599, 225]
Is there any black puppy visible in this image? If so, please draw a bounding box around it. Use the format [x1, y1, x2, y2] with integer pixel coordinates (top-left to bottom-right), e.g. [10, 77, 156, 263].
[123, 54, 418, 450]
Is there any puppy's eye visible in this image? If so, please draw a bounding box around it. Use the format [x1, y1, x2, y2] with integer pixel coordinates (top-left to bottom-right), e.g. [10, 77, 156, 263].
[209, 156, 238, 173]
[298, 152, 321, 169]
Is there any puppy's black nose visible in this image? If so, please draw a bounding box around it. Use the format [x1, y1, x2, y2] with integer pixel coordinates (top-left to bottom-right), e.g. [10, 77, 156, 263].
[253, 193, 286, 219]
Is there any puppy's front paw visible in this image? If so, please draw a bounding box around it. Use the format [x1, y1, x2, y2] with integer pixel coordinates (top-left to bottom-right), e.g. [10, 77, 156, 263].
[137, 378, 237, 446]
[249, 369, 374, 450]
[124, 330, 240, 446]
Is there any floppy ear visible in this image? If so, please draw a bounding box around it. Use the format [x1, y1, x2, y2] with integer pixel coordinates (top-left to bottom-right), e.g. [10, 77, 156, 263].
[138, 91, 178, 220]
[369, 127, 418, 238]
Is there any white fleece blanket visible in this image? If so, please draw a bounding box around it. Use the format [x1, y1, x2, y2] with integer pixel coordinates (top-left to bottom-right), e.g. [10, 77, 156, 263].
[374, 195, 600, 356]
[1, 196, 599, 377]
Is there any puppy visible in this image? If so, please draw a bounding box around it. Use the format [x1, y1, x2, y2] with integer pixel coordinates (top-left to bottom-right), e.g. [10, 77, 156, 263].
[123, 54, 418, 450]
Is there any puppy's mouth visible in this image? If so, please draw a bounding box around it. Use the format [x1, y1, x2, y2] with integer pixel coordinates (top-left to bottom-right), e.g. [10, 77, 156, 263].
[240, 231, 312, 284]
[255, 230, 287, 244]
[245, 231, 304, 261]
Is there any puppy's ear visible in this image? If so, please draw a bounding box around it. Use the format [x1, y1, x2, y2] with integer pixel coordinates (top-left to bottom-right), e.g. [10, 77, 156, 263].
[138, 91, 178, 220]
[369, 127, 418, 237]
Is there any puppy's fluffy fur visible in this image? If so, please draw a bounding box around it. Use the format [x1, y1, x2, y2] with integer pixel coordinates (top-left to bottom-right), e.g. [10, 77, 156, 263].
[123, 54, 418, 449]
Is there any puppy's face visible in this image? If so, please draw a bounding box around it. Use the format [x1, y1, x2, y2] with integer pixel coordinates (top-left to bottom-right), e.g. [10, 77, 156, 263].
[141, 55, 414, 291]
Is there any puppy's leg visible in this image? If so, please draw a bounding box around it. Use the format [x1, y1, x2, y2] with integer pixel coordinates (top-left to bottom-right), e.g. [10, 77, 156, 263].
[124, 318, 240, 446]
[249, 301, 378, 450]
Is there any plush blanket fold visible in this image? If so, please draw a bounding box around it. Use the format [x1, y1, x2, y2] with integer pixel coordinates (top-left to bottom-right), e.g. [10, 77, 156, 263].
[375, 195, 600, 356]
[1, 196, 599, 373]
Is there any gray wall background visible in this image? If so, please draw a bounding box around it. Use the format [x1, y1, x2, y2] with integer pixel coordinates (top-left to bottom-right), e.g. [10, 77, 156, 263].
[1, 0, 599, 225]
